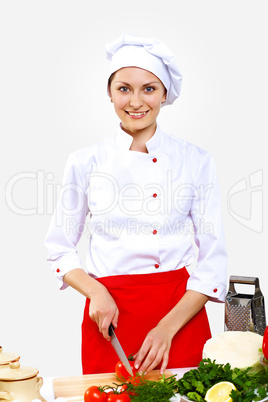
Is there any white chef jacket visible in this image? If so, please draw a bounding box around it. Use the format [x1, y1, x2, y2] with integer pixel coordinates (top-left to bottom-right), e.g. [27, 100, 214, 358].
[44, 124, 227, 302]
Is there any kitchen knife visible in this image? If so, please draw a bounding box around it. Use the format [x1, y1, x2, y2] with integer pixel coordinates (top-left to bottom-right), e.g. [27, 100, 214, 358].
[109, 324, 134, 376]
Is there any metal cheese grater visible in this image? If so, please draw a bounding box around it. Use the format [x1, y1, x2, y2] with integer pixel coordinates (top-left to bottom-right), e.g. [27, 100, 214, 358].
[225, 275, 266, 335]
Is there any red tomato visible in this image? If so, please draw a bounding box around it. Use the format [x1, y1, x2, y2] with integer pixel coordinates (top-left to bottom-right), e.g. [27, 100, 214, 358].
[84, 385, 108, 402]
[129, 375, 142, 386]
[263, 326, 268, 360]
[115, 358, 138, 381]
[107, 393, 130, 402]
[120, 383, 135, 396]
[120, 385, 128, 393]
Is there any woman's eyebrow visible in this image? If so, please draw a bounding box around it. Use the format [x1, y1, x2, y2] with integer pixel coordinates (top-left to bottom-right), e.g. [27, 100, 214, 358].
[114, 81, 161, 86]
[143, 81, 161, 86]
[114, 81, 130, 85]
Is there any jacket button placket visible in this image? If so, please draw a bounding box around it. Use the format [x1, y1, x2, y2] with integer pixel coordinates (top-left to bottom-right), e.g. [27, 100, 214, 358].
[152, 156, 160, 269]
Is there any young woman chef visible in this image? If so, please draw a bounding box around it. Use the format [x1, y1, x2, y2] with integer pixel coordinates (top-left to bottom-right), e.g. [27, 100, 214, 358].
[45, 33, 227, 375]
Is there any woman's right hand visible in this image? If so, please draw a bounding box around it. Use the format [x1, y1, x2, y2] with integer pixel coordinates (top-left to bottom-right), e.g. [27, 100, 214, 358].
[63, 268, 119, 340]
[89, 284, 119, 340]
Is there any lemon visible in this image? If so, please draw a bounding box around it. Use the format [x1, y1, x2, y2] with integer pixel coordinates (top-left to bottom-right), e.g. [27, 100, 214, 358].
[204, 381, 236, 402]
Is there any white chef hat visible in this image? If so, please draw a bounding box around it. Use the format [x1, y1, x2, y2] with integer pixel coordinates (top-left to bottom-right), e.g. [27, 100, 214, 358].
[105, 33, 182, 106]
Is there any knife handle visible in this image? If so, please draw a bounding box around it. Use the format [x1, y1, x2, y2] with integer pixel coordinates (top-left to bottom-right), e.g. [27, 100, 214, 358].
[108, 323, 114, 337]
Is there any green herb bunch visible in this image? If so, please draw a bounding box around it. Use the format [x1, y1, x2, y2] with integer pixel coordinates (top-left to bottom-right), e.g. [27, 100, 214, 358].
[122, 374, 178, 401]
[176, 358, 268, 402]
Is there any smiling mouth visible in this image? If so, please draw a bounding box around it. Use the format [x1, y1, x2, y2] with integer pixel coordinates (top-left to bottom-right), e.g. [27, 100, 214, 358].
[126, 110, 149, 117]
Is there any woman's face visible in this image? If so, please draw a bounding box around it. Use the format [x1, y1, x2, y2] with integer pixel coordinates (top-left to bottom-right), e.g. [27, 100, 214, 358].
[109, 67, 166, 137]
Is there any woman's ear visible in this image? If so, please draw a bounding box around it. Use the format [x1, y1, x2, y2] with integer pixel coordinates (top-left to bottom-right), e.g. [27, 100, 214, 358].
[161, 89, 167, 104]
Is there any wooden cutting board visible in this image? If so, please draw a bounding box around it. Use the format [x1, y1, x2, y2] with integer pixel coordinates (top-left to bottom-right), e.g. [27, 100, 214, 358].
[53, 369, 173, 400]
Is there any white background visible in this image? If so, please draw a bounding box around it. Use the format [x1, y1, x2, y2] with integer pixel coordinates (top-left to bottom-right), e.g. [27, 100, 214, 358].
[1, 0, 267, 378]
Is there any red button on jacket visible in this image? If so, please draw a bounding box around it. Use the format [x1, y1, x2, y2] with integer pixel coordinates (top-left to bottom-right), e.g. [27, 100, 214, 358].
[155, 264, 160, 269]
[153, 229, 157, 235]
[213, 288, 218, 293]
[152, 158, 157, 163]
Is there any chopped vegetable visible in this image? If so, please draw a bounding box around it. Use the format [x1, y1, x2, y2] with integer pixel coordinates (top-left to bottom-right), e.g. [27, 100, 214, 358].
[115, 355, 138, 381]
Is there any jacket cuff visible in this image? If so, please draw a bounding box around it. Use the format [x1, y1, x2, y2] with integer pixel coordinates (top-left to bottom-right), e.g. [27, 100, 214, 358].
[48, 254, 84, 290]
[186, 276, 226, 303]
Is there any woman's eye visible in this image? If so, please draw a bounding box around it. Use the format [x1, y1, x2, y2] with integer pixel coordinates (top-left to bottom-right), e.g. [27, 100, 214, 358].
[145, 86, 154, 93]
[119, 87, 129, 92]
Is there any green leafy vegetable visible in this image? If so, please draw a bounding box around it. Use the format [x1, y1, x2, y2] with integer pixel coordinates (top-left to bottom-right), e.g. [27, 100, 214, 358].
[187, 392, 204, 401]
[176, 359, 268, 402]
[89, 359, 268, 401]
[123, 374, 178, 401]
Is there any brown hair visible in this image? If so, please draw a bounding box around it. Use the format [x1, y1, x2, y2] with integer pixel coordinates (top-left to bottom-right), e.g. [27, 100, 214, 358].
[108, 72, 116, 89]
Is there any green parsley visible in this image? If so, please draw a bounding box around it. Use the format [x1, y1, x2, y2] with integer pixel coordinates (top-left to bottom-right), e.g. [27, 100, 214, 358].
[176, 359, 268, 402]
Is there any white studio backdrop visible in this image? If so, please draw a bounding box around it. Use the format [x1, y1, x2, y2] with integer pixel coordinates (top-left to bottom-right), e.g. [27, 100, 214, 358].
[1, 0, 267, 377]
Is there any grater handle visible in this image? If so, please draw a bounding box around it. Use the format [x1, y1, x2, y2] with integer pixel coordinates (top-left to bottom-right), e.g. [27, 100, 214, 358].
[230, 276, 259, 285]
[229, 275, 261, 296]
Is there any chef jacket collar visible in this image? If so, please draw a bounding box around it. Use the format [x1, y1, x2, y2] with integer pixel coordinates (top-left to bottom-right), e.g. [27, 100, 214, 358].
[115, 123, 164, 153]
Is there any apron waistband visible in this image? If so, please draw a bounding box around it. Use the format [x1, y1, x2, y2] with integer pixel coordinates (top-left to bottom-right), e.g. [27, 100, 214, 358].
[96, 267, 189, 289]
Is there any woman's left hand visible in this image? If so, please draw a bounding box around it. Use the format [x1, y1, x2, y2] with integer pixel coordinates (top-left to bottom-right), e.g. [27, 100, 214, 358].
[133, 290, 209, 374]
[133, 323, 174, 375]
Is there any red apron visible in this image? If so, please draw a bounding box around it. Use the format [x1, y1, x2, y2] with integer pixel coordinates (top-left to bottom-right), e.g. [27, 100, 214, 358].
[81, 268, 211, 374]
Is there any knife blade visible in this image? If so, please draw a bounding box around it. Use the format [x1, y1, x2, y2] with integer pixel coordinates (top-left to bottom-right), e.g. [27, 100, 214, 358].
[109, 324, 134, 376]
